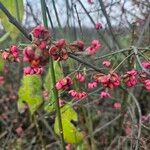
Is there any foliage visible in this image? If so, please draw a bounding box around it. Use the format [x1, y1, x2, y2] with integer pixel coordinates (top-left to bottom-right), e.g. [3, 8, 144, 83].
[54, 104, 84, 144]
[0, 0, 24, 40]
[18, 75, 43, 115]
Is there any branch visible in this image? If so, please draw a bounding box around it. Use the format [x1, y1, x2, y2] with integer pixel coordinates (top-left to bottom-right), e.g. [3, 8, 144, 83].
[98, 0, 121, 49]
[0, 2, 32, 41]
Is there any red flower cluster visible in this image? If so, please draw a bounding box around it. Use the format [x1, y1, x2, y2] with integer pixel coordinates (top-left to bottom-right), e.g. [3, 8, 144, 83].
[88, 82, 97, 89]
[23, 26, 51, 75]
[123, 69, 138, 87]
[49, 39, 68, 61]
[32, 25, 51, 49]
[94, 72, 120, 89]
[55, 76, 73, 90]
[86, 40, 102, 55]
[68, 90, 87, 100]
[2, 45, 20, 62]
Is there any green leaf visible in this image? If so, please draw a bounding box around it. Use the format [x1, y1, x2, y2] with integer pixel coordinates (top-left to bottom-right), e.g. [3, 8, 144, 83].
[54, 104, 84, 144]
[44, 61, 63, 113]
[0, 56, 5, 73]
[0, 0, 24, 40]
[18, 75, 43, 115]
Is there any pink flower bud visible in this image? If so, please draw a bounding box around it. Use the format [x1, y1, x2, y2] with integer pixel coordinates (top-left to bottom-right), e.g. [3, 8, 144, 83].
[88, 82, 97, 89]
[100, 91, 110, 98]
[95, 22, 102, 30]
[113, 102, 121, 109]
[102, 60, 111, 67]
[76, 73, 85, 82]
[144, 79, 150, 91]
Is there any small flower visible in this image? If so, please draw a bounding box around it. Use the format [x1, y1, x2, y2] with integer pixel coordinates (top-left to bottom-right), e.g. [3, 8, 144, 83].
[113, 102, 121, 109]
[95, 22, 102, 30]
[102, 60, 111, 67]
[2, 45, 20, 62]
[94, 72, 120, 89]
[144, 79, 150, 91]
[76, 73, 85, 82]
[68, 90, 87, 100]
[88, 82, 97, 89]
[55, 38, 66, 48]
[86, 40, 102, 55]
[123, 69, 138, 87]
[55, 76, 73, 90]
[66, 144, 72, 150]
[142, 61, 150, 69]
[100, 91, 111, 98]
[23, 66, 44, 75]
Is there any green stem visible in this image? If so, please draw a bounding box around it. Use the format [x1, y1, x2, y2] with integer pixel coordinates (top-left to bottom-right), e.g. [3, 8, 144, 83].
[40, 0, 65, 149]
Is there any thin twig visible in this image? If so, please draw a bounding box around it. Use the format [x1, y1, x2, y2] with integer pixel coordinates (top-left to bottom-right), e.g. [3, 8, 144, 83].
[0, 2, 32, 41]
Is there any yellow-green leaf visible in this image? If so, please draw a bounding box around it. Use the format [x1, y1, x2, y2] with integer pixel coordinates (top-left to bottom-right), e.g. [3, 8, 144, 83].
[0, 0, 24, 39]
[18, 75, 43, 115]
[54, 104, 84, 144]
[0, 56, 4, 73]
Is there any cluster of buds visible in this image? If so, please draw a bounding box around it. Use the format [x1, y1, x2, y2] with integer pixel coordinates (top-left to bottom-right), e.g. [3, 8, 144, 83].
[2, 45, 20, 62]
[123, 69, 138, 87]
[55, 76, 73, 90]
[88, 82, 97, 89]
[86, 40, 102, 55]
[68, 89, 87, 100]
[22, 26, 51, 75]
[49, 39, 68, 61]
[93, 72, 120, 89]
[31, 25, 51, 49]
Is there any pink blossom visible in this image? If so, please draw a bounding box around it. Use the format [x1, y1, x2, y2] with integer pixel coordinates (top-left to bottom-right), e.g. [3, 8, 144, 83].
[23, 66, 44, 75]
[68, 90, 77, 97]
[86, 40, 102, 55]
[100, 91, 110, 98]
[102, 60, 111, 67]
[123, 69, 138, 87]
[76, 73, 85, 82]
[68, 90, 87, 100]
[55, 38, 66, 48]
[113, 102, 121, 109]
[142, 61, 150, 69]
[94, 73, 120, 89]
[88, 82, 97, 89]
[144, 79, 150, 91]
[66, 144, 72, 150]
[2, 52, 9, 60]
[55, 76, 73, 90]
[95, 22, 102, 30]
